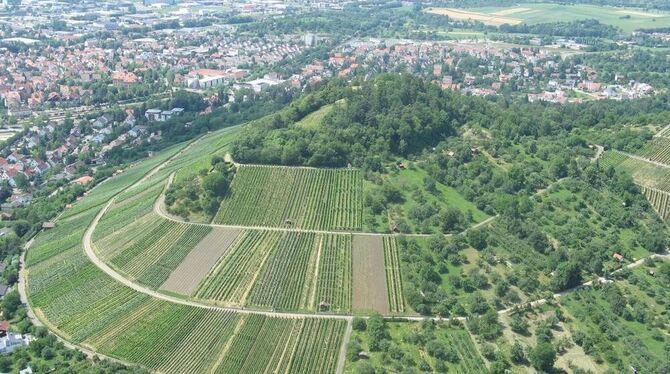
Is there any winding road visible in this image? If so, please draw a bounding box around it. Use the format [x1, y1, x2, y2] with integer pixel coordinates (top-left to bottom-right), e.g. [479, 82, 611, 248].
[20, 135, 669, 374]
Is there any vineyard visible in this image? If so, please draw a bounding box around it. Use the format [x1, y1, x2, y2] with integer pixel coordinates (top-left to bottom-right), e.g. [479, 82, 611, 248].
[213, 165, 363, 230]
[94, 207, 212, 289]
[639, 137, 670, 166]
[195, 230, 356, 312]
[600, 151, 670, 192]
[195, 230, 283, 305]
[641, 186, 670, 221]
[314, 234, 353, 312]
[161, 227, 242, 295]
[215, 315, 345, 374]
[25, 135, 349, 374]
[443, 328, 488, 373]
[248, 232, 318, 310]
[383, 236, 405, 313]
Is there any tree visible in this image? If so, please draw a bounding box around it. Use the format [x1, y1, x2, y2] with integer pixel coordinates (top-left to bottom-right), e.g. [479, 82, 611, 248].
[441, 207, 464, 232]
[510, 313, 529, 334]
[511, 341, 526, 364]
[1, 291, 21, 318]
[355, 362, 376, 374]
[466, 228, 488, 250]
[13, 173, 28, 189]
[353, 317, 367, 331]
[550, 261, 582, 292]
[530, 342, 556, 372]
[367, 314, 388, 351]
[202, 172, 230, 197]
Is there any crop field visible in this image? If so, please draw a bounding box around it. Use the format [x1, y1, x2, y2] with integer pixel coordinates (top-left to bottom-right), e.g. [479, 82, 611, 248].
[382, 236, 405, 313]
[443, 328, 488, 373]
[247, 232, 319, 310]
[161, 227, 242, 295]
[95, 215, 212, 289]
[600, 151, 670, 192]
[425, 7, 523, 25]
[215, 315, 346, 374]
[213, 165, 363, 230]
[641, 186, 670, 221]
[352, 235, 390, 314]
[638, 137, 670, 166]
[26, 134, 349, 374]
[195, 230, 355, 312]
[426, 4, 670, 32]
[313, 234, 352, 312]
[195, 230, 283, 306]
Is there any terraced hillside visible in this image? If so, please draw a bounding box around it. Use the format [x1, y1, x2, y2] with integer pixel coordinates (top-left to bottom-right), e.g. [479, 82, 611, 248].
[25, 130, 348, 374]
[601, 150, 670, 221]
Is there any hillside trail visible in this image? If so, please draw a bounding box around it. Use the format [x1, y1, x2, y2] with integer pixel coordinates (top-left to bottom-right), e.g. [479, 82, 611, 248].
[22, 133, 670, 374]
[611, 148, 670, 169]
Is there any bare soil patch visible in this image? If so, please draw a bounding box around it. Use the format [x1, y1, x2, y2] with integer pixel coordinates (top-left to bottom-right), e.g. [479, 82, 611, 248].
[160, 227, 242, 295]
[425, 7, 523, 26]
[352, 234, 389, 314]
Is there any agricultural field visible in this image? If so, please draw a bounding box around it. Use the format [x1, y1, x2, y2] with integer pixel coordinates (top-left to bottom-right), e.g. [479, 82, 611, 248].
[161, 227, 242, 295]
[383, 236, 405, 313]
[194, 230, 357, 313]
[345, 320, 487, 374]
[216, 315, 346, 374]
[638, 137, 670, 166]
[247, 232, 320, 310]
[194, 230, 284, 306]
[425, 7, 523, 26]
[641, 186, 670, 221]
[25, 134, 350, 374]
[313, 234, 353, 312]
[427, 4, 670, 32]
[213, 165, 363, 231]
[351, 235, 389, 314]
[94, 211, 212, 289]
[602, 150, 670, 193]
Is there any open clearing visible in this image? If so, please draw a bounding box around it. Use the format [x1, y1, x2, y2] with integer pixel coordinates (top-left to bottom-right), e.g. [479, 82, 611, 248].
[427, 4, 670, 33]
[425, 7, 522, 26]
[352, 235, 389, 314]
[161, 227, 242, 295]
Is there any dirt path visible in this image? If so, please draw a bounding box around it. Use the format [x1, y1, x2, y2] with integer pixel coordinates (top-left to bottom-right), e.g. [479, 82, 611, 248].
[612, 149, 670, 169]
[18, 240, 134, 367]
[335, 318, 353, 374]
[592, 144, 604, 162]
[156, 185, 499, 238]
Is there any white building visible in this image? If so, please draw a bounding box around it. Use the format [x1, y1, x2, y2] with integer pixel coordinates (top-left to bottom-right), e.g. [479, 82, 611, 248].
[0, 333, 32, 354]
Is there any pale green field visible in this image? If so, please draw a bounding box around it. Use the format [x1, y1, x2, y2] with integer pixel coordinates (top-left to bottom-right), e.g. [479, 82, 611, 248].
[464, 3, 670, 33]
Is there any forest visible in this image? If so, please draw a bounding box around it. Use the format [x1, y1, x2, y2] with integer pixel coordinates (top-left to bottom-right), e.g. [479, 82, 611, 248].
[231, 74, 670, 169]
